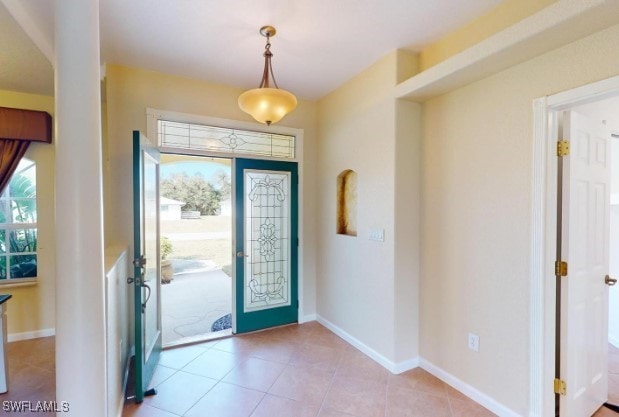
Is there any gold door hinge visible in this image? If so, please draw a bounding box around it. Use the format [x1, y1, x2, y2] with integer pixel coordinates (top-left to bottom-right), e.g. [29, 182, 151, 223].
[557, 140, 570, 157]
[555, 261, 568, 277]
[554, 378, 566, 395]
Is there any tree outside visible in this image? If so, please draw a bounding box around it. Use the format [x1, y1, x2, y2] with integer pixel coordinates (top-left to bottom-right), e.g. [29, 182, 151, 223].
[160, 169, 230, 215]
[0, 167, 38, 280]
[160, 165, 232, 274]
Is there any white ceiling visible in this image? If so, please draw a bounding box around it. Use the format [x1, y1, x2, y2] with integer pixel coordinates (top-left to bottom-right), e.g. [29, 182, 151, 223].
[1, 0, 505, 100]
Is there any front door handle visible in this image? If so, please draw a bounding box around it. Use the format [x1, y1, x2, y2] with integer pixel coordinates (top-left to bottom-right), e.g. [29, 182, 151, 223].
[236, 251, 248, 258]
[605, 275, 617, 286]
[141, 283, 151, 314]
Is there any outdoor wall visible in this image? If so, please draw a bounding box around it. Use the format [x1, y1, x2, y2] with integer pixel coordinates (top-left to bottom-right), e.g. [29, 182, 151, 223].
[316, 50, 419, 365]
[0, 89, 55, 338]
[420, 22, 619, 414]
[104, 65, 319, 332]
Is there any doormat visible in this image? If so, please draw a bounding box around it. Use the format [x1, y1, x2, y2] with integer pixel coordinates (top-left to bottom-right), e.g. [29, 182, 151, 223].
[604, 403, 619, 413]
[211, 314, 232, 332]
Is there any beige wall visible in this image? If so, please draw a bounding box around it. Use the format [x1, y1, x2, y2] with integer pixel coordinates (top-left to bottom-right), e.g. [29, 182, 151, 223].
[420, 22, 619, 414]
[418, 0, 557, 71]
[394, 99, 420, 362]
[0, 90, 55, 337]
[104, 65, 318, 323]
[316, 51, 419, 363]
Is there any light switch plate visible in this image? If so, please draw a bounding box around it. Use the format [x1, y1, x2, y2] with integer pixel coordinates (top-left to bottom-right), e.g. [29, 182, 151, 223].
[369, 229, 385, 242]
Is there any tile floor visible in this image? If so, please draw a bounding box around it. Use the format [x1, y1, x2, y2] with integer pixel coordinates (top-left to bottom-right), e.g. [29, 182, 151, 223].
[0, 336, 56, 415]
[3, 326, 619, 416]
[124, 322, 496, 417]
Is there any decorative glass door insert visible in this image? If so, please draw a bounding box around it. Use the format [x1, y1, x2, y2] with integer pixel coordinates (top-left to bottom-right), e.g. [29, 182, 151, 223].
[244, 170, 291, 311]
[235, 159, 298, 333]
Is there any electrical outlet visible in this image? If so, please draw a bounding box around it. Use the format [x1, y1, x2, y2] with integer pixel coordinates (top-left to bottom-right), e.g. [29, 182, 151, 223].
[468, 333, 480, 352]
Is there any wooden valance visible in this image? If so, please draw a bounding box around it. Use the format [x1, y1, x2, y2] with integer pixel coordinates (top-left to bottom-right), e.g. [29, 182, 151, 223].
[0, 107, 52, 143]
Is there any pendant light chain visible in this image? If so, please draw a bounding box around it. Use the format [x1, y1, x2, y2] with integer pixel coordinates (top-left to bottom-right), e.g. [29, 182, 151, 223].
[259, 33, 279, 89]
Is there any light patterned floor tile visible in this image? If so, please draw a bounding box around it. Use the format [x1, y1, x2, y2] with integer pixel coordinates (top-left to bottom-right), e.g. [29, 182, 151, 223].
[250, 394, 321, 417]
[143, 370, 217, 415]
[222, 356, 287, 392]
[182, 348, 247, 379]
[268, 364, 334, 404]
[322, 375, 387, 417]
[4, 325, 552, 417]
[184, 382, 264, 417]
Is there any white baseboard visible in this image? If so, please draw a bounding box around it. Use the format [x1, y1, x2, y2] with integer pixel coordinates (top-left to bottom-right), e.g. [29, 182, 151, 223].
[609, 334, 619, 349]
[392, 356, 420, 374]
[299, 314, 317, 323]
[315, 315, 518, 416]
[8, 328, 55, 342]
[419, 358, 520, 417]
[316, 315, 418, 374]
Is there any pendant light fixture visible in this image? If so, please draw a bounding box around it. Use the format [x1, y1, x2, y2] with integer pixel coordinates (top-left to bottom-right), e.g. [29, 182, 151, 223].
[238, 26, 297, 126]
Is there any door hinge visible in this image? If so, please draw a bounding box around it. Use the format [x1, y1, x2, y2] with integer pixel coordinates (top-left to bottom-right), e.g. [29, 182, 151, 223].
[555, 261, 568, 277]
[554, 378, 566, 395]
[557, 140, 570, 157]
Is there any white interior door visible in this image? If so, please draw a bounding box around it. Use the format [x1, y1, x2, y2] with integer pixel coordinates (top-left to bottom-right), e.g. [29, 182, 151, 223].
[561, 110, 611, 416]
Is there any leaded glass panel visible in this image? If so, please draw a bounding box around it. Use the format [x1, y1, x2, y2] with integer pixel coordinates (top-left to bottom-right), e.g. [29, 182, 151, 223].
[244, 170, 291, 312]
[158, 120, 295, 159]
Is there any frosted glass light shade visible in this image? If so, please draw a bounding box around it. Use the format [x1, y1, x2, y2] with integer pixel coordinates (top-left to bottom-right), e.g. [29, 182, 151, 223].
[238, 87, 297, 125]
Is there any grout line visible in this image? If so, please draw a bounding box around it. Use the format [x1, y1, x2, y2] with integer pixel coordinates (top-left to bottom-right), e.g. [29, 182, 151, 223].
[246, 391, 267, 417]
[315, 355, 341, 416]
[145, 403, 184, 417]
[179, 379, 220, 417]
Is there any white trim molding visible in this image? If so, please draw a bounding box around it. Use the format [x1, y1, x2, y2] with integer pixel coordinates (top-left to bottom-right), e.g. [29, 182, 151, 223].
[420, 359, 521, 417]
[530, 96, 549, 417]
[8, 327, 55, 342]
[316, 315, 419, 374]
[315, 315, 519, 414]
[299, 314, 317, 323]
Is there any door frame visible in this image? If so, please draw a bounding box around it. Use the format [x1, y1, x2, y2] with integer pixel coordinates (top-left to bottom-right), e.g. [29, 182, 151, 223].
[145, 109, 309, 332]
[234, 158, 299, 333]
[532, 74, 619, 417]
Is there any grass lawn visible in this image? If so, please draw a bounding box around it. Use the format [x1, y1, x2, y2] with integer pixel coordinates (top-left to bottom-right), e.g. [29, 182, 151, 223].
[162, 215, 231, 234]
[161, 216, 232, 275]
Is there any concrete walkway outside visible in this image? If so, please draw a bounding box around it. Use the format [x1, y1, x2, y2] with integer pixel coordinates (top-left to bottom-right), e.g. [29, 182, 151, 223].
[162, 259, 232, 346]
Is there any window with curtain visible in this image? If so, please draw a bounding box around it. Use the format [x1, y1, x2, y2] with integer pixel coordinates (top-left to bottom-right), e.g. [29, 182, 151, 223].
[0, 158, 37, 282]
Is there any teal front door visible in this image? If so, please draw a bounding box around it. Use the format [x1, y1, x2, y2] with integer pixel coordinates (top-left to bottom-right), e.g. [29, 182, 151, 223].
[234, 158, 298, 333]
[132, 131, 162, 402]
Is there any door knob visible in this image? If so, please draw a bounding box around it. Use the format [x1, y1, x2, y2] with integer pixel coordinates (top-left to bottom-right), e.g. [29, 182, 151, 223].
[605, 275, 617, 286]
[236, 251, 247, 258]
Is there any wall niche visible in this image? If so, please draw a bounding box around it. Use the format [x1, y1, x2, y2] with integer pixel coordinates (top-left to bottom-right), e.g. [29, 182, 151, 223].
[337, 169, 357, 236]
